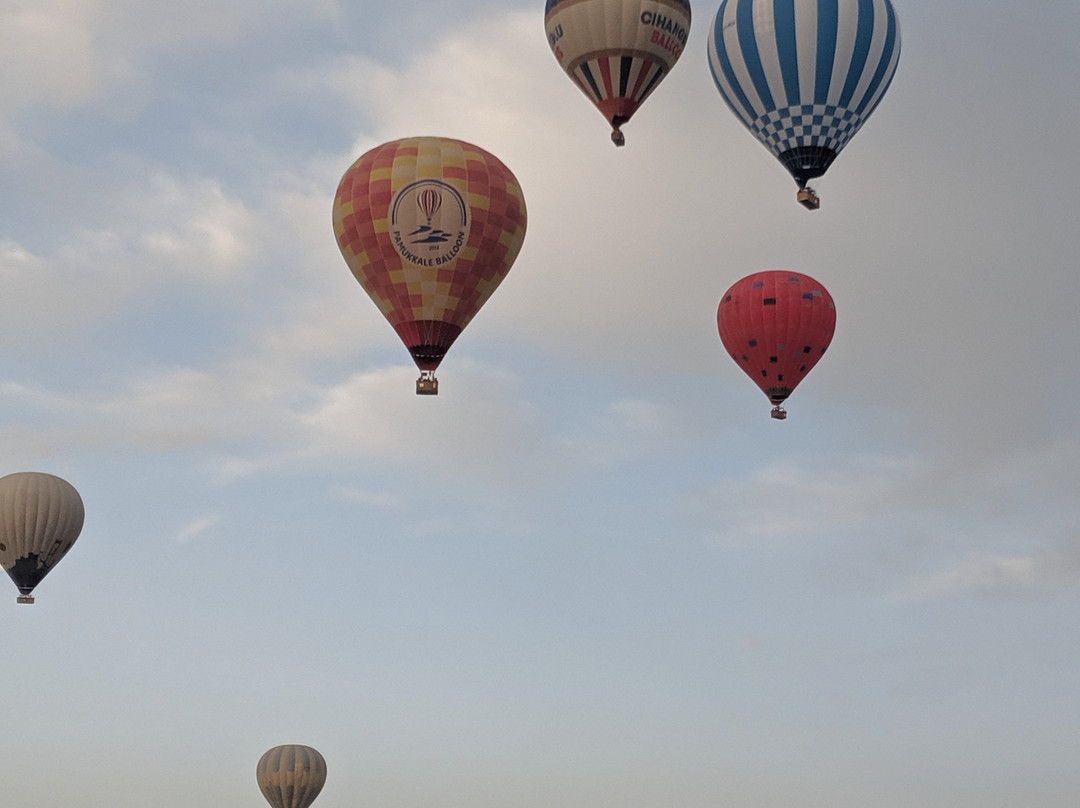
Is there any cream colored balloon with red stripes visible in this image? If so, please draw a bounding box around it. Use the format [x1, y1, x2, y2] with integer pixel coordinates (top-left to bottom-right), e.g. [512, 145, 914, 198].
[545, 0, 691, 145]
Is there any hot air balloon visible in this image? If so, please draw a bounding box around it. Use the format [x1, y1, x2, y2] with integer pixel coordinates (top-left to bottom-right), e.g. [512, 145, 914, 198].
[545, 0, 692, 146]
[333, 136, 527, 395]
[717, 271, 835, 419]
[707, 0, 900, 209]
[257, 744, 327, 808]
[0, 472, 84, 604]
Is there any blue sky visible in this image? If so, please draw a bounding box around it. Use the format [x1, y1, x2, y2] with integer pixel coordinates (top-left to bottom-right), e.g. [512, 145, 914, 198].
[3, 1, 1080, 806]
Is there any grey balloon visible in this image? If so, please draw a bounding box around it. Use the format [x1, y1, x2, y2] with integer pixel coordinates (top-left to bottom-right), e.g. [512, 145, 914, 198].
[256, 744, 327, 808]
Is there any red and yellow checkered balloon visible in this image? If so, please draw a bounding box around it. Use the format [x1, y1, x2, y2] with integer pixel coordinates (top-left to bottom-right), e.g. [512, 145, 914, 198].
[333, 137, 527, 375]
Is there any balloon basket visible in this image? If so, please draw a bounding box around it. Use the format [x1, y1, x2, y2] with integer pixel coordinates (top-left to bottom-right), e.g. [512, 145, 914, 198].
[17, 595, 34, 604]
[416, 372, 439, 395]
[770, 406, 788, 420]
[797, 188, 820, 210]
[611, 129, 625, 147]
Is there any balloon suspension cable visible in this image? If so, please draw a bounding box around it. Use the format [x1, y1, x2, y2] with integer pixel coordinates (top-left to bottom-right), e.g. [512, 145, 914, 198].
[416, 370, 439, 396]
[770, 405, 788, 420]
[17, 594, 35, 604]
[796, 186, 820, 210]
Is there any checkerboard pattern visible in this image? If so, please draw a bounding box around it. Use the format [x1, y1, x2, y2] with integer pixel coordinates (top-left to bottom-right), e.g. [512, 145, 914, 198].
[750, 104, 866, 158]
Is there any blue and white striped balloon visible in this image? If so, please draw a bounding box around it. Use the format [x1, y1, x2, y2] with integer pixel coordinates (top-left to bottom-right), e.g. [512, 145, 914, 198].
[707, 0, 900, 196]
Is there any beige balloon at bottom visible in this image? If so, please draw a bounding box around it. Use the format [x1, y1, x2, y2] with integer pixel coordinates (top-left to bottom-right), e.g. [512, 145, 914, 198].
[257, 745, 327, 808]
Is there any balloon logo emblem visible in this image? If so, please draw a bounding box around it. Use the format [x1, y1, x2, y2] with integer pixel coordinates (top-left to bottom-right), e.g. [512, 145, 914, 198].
[390, 179, 468, 266]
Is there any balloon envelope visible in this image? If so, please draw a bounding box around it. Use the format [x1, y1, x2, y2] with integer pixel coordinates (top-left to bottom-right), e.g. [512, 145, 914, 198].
[717, 271, 836, 417]
[545, 0, 692, 145]
[332, 136, 527, 393]
[0, 472, 84, 604]
[256, 745, 327, 808]
[707, 0, 900, 199]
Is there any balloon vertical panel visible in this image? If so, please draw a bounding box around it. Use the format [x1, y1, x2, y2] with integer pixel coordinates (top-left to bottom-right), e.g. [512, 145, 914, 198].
[333, 137, 527, 373]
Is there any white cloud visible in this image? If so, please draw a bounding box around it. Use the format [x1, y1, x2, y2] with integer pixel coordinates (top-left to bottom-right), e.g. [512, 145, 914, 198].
[295, 362, 542, 482]
[897, 551, 1080, 601]
[691, 454, 924, 542]
[322, 11, 563, 151]
[0, 0, 344, 118]
[0, 174, 262, 347]
[559, 398, 681, 468]
[136, 176, 254, 277]
[102, 0, 341, 50]
[0, 1, 110, 114]
[335, 486, 402, 510]
[0, 380, 84, 420]
[0, 233, 126, 341]
[176, 514, 220, 543]
[96, 366, 269, 451]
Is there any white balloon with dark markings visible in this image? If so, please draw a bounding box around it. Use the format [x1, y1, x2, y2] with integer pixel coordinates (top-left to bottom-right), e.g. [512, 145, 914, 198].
[0, 472, 84, 604]
[256, 745, 327, 808]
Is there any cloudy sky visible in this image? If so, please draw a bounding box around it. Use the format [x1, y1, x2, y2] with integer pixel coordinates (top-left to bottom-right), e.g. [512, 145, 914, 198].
[3, 1, 1079, 806]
